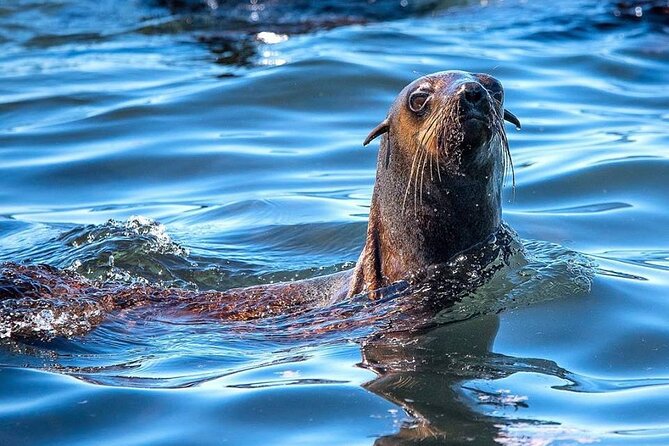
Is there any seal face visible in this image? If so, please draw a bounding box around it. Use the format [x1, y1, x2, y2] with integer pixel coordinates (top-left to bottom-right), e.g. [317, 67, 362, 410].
[351, 70, 520, 296]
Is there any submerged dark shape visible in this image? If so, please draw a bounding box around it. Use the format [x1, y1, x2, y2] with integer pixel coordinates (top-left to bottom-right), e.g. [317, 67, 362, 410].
[157, 0, 450, 23]
[0, 70, 520, 339]
[613, 0, 669, 19]
[150, 0, 458, 67]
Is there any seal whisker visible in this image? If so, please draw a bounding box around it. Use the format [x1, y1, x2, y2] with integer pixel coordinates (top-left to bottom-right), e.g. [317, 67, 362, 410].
[490, 103, 515, 199]
[434, 108, 444, 183]
[428, 141, 434, 182]
[419, 111, 441, 204]
[412, 108, 441, 212]
[434, 106, 450, 183]
[414, 143, 426, 213]
[501, 130, 515, 198]
[420, 112, 442, 203]
[506, 143, 516, 201]
[403, 132, 424, 213]
[438, 94, 460, 176]
[414, 138, 432, 212]
[419, 141, 430, 206]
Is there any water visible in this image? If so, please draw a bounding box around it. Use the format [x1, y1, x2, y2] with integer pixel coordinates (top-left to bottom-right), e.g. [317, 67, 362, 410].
[1, 0, 668, 444]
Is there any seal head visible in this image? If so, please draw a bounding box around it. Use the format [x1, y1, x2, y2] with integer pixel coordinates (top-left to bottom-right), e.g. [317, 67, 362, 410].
[351, 70, 520, 296]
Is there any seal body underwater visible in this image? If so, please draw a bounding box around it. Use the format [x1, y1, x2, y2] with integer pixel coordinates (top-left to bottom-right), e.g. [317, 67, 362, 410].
[0, 70, 521, 338]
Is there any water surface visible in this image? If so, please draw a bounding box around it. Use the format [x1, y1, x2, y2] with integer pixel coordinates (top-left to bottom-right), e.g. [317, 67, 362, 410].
[1, 0, 668, 444]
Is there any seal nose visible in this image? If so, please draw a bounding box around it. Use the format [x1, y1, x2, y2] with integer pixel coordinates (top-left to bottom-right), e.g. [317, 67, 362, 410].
[462, 82, 485, 107]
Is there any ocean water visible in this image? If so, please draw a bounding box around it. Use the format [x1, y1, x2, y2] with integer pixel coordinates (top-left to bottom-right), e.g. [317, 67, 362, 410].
[1, 0, 668, 444]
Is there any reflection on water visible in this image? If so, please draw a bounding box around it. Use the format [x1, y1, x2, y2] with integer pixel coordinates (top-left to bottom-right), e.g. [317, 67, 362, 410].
[1, 0, 669, 444]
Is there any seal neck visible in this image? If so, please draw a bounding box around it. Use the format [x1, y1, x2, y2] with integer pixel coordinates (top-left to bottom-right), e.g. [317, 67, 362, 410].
[350, 135, 503, 296]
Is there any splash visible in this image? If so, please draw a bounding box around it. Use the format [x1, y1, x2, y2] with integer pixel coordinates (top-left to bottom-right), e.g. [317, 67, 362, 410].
[64, 215, 188, 258]
[60, 216, 192, 284]
[432, 238, 594, 325]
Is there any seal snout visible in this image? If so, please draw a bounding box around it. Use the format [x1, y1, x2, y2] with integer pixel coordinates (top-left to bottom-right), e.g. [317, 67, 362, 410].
[462, 82, 485, 107]
[458, 81, 492, 124]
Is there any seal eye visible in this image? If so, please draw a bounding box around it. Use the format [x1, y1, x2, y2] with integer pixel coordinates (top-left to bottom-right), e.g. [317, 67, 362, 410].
[408, 92, 430, 113]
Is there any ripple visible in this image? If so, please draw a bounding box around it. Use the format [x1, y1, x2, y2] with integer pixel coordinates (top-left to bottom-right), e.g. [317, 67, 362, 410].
[521, 201, 633, 215]
[1, 0, 668, 444]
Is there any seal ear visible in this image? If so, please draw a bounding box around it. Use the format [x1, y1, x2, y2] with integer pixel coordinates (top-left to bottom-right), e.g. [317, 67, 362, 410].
[363, 119, 390, 146]
[503, 109, 521, 129]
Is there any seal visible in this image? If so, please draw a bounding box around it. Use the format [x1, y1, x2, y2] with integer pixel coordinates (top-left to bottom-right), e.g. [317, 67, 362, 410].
[0, 70, 521, 338]
[349, 70, 520, 296]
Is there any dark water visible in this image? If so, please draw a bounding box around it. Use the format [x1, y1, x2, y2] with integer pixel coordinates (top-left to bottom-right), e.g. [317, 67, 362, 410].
[1, 0, 668, 444]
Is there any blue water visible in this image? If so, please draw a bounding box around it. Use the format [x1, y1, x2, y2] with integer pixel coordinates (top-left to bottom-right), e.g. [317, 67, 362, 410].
[1, 0, 668, 444]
